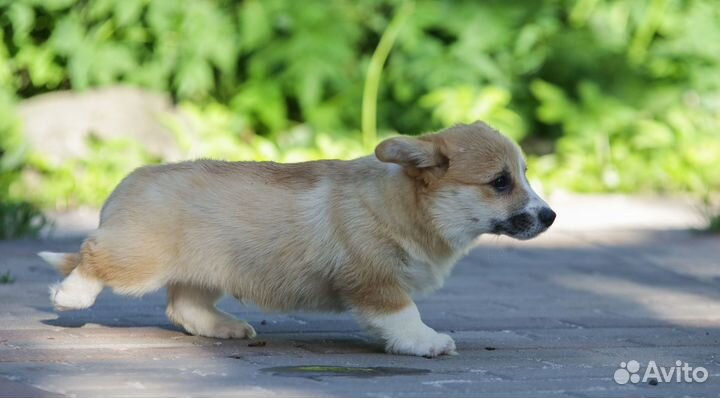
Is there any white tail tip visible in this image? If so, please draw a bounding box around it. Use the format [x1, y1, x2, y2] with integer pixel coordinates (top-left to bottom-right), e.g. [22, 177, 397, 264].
[38, 251, 67, 268]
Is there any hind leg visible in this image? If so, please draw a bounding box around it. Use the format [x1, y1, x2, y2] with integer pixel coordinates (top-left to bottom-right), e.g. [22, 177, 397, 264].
[48, 235, 161, 310]
[166, 283, 256, 339]
[50, 268, 104, 311]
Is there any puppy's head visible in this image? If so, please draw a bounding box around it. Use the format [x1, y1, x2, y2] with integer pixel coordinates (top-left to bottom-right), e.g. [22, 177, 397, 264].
[376, 121, 555, 245]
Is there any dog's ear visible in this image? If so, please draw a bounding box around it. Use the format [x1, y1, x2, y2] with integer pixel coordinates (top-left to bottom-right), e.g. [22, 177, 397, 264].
[375, 135, 449, 183]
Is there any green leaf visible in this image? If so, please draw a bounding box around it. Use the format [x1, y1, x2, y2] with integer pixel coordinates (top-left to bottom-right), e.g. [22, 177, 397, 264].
[175, 58, 214, 99]
[7, 3, 34, 44]
[240, 0, 272, 51]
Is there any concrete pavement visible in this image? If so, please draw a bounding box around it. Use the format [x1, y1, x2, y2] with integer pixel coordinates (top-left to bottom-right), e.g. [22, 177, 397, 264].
[1, 195, 719, 397]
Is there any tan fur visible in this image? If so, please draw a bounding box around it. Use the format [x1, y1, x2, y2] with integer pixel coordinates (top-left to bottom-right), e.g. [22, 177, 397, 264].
[56, 253, 80, 276]
[76, 237, 163, 294]
[40, 121, 553, 356]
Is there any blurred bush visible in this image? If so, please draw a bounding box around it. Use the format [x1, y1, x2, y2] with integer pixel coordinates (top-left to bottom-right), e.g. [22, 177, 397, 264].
[0, 0, 718, 217]
[0, 200, 48, 239]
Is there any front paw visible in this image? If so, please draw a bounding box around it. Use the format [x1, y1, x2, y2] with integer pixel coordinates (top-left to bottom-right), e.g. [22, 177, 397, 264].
[386, 329, 456, 357]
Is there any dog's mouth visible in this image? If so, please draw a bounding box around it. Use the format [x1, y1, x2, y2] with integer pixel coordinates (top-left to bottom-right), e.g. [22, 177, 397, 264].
[490, 211, 552, 240]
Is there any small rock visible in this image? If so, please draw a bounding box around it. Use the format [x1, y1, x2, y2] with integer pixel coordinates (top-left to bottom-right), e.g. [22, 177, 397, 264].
[18, 86, 186, 165]
[248, 341, 267, 347]
[484, 347, 497, 351]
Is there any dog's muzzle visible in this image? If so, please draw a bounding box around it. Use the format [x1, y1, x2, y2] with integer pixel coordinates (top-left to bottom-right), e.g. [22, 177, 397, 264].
[492, 207, 556, 240]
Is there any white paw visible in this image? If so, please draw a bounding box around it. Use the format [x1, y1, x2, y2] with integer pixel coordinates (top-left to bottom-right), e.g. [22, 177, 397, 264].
[49, 283, 97, 311]
[386, 329, 457, 357]
[189, 319, 257, 339]
[210, 319, 257, 339]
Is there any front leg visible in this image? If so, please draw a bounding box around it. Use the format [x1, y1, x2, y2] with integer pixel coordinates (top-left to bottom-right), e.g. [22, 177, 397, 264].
[352, 290, 456, 357]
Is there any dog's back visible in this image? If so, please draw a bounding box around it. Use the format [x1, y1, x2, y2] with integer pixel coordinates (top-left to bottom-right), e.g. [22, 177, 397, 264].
[44, 157, 402, 310]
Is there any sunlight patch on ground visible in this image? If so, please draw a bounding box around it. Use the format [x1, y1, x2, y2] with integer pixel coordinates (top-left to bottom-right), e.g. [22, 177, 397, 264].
[554, 274, 720, 327]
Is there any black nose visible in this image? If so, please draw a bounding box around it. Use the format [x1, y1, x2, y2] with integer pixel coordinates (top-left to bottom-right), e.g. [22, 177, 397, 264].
[538, 207, 556, 227]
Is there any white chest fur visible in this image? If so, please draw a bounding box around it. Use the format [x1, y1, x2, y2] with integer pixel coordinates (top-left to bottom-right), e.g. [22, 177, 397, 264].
[396, 238, 467, 296]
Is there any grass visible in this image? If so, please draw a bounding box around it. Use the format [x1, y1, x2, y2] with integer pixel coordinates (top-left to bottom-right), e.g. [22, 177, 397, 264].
[707, 213, 720, 234]
[0, 201, 49, 240]
[699, 196, 720, 234]
[0, 271, 15, 284]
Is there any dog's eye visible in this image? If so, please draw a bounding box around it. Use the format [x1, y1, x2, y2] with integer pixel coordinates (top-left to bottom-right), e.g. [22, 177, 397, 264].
[490, 175, 511, 191]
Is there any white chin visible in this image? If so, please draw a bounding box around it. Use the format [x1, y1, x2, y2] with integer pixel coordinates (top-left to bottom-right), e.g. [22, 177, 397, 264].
[507, 227, 546, 240]
[508, 233, 534, 241]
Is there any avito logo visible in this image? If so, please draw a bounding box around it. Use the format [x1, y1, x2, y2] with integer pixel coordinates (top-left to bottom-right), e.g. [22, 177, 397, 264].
[614, 360, 709, 385]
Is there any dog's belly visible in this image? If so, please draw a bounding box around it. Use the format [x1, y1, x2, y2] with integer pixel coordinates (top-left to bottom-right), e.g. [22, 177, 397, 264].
[227, 267, 347, 313]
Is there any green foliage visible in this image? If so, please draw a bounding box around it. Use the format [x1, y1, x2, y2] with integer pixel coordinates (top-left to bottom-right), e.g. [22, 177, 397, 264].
[169, 102, 367, 163]
[0, 201, 48, 239]
[0, 0, 718, 212]
[526, 0, 720, 196]
[25, 136, 159, 208]
[0, 270, 15, 284]
[708, 215, 720, 234]
[362, 0, 414, 149]
[699, 194, 720, 233]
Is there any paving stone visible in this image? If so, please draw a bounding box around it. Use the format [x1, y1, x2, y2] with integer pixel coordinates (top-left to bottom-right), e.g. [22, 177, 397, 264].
[1, 199, 720, 397]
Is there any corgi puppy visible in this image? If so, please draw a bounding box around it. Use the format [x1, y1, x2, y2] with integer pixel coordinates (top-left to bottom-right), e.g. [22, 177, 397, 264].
[39, 121, 555, 357]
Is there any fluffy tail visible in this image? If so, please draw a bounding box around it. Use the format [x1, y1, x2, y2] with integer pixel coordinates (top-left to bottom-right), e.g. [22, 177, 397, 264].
[38, 251, 80, 276]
